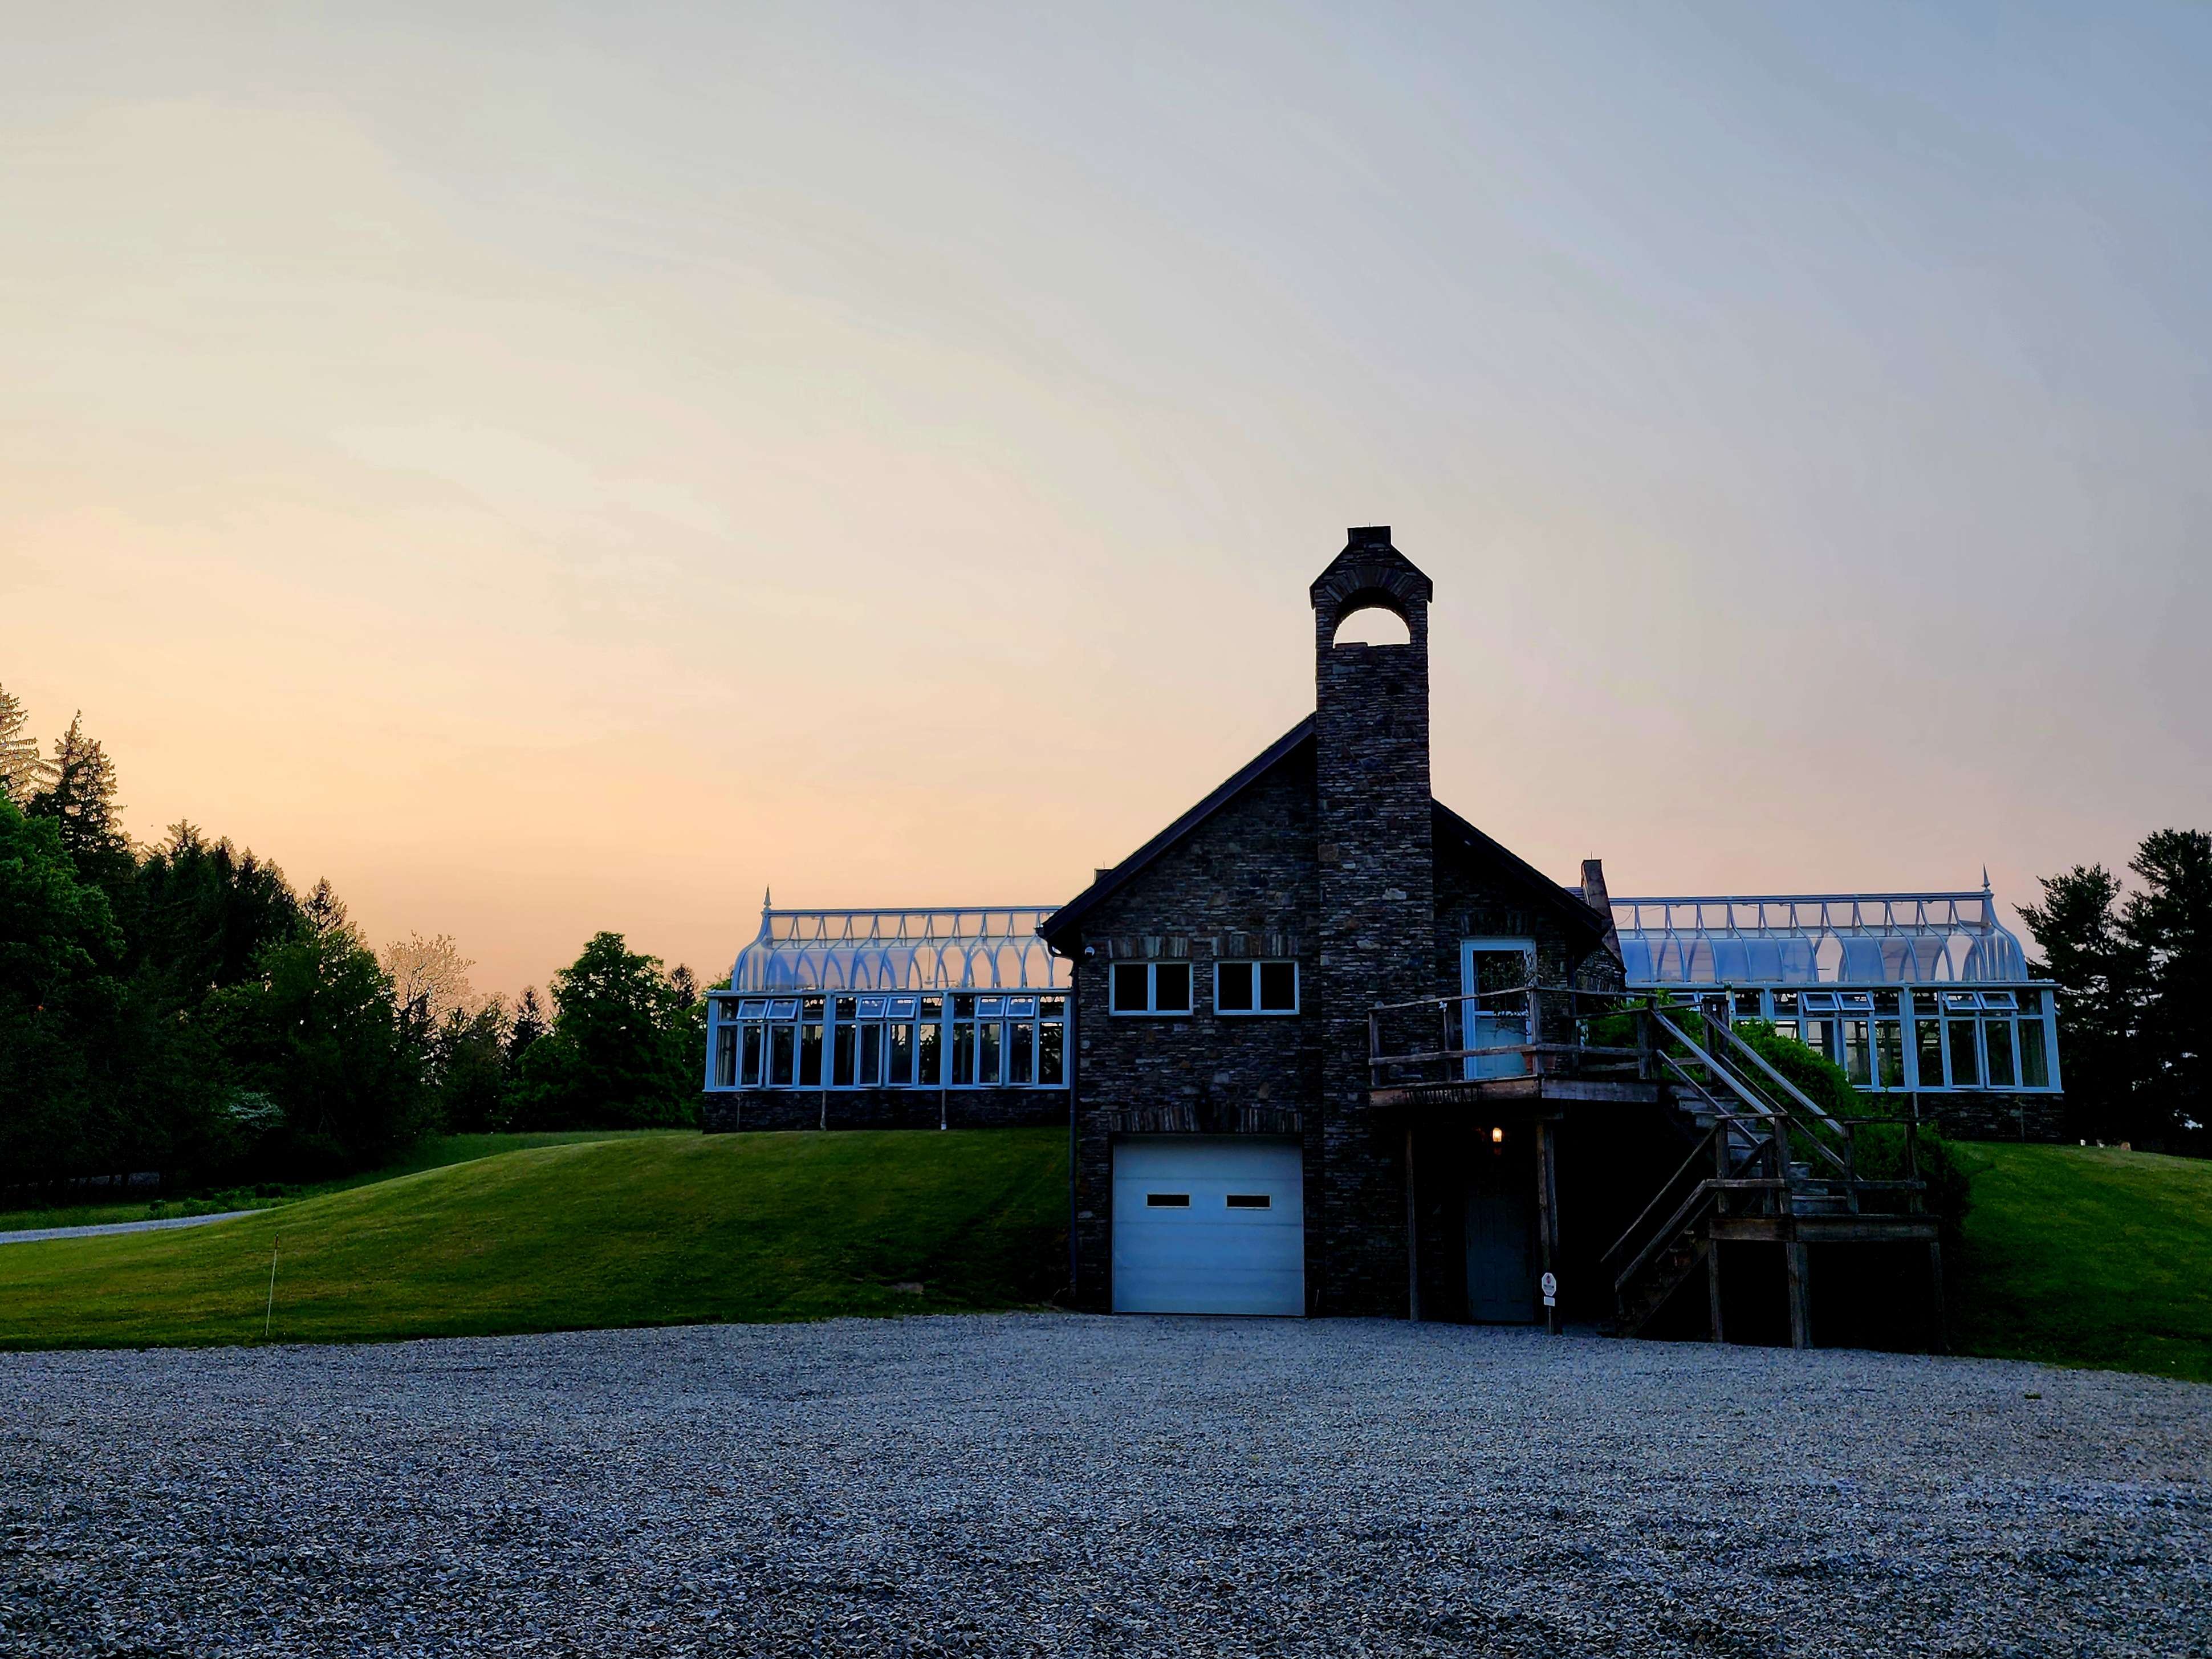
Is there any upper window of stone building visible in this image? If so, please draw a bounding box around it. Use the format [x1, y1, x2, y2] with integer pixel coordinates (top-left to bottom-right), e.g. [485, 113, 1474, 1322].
[1111, 961, 1193, 1015]
[1216, 959, 1298, 1015]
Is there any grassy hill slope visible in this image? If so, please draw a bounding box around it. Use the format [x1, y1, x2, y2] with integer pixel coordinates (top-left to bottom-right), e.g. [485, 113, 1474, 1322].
[0, 1131, 672, 1235]
[0, 1129, 1069, 1349]
[1954, 1143, 2212, 1383]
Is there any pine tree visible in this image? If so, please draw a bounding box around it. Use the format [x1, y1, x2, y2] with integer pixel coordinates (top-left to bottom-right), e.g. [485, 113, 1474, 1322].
[2020, 864, 2149, 1142]
[0, 682, 50, 804]
[2122, 829, 2212, 1145]
[26, 712, 132, 894]
[302, 877, 356, 942]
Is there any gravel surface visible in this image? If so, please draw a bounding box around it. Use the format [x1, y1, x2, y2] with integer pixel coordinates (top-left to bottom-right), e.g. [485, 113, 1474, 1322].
[2, 1316, 2206, 1657]
[0, 1213, 257, 1247]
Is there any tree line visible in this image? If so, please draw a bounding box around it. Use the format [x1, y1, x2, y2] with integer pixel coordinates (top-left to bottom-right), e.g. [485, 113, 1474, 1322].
[2021, 829, 2211, 1153]
[1, 684, 705, 1193]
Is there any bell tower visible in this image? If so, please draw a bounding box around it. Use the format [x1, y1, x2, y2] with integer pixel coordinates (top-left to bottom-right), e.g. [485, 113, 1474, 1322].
[1310, 526, 1435, 1316]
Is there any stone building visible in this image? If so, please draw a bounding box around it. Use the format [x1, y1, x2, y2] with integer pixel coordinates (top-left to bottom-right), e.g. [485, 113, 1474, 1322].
[702, 527, 2059, 1340]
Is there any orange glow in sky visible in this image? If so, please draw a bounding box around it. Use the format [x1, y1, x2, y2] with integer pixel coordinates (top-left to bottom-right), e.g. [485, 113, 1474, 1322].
[5, 5, 2206, 997]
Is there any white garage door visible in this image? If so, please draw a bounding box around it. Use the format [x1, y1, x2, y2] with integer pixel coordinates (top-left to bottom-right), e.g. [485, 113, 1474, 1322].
[1112, 1137, 1305, 1316]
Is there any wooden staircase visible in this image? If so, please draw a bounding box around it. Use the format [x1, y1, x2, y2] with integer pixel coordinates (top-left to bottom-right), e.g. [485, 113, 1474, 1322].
[1601, 1001, 1942, 1349]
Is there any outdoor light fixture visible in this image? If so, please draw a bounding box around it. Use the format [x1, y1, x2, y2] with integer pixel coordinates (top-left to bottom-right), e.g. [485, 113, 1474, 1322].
[1491, 1126, 1505, 1144]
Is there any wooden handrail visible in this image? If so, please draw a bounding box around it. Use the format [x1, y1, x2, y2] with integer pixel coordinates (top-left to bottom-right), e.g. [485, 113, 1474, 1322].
[1602, 1124, 1722, 1270]
[1611, 1178, 1720, 1294]
[1695, 1009, 1845, 1132]
[1652, 1011, 1855, 1181]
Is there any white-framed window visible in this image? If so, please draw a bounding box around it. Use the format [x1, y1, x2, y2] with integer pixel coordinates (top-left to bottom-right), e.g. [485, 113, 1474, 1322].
[1215, 959, 1298, 1015]
[709, 990, 1070, 1090]
[1111, 961, 1193, 1015]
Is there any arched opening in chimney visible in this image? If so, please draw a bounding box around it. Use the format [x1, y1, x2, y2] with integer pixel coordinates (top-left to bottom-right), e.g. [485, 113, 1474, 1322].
[1329, 602, 1412, 647]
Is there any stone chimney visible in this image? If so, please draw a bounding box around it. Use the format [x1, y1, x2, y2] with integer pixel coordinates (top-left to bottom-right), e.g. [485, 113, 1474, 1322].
[1308, 526, 1436, 1316]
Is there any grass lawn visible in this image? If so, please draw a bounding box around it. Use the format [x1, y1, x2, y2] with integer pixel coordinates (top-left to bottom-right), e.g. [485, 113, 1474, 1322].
[1953, 1142, 2212, 1384]
[0, 1131, 664, 1234]
[0, 1128, 1070, 1349]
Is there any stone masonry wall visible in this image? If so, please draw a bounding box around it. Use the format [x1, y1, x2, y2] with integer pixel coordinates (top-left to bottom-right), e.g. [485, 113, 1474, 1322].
[1068, 745, 1323, 1310]
[1924, 1092, 2067, 1143]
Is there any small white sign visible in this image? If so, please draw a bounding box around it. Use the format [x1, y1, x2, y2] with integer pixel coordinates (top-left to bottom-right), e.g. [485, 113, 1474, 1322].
[1540, 1271, 1558, 1298]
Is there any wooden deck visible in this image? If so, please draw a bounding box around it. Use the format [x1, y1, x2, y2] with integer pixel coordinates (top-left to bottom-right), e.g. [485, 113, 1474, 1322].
[1711, 1213, 1940, 1245]
[1368, 1075, 1662, 1111]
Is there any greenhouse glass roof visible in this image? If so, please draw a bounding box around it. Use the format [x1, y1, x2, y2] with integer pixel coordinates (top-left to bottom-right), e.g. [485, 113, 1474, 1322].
[729, 904, 1071, 994]
[1611, 891, 2032, 986]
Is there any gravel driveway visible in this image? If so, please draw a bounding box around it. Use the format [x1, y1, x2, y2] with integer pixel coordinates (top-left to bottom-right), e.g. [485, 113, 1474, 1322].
[2, 1316, 2206, 1657]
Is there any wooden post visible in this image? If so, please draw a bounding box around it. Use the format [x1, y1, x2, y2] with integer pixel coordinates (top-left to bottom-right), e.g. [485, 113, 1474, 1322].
[1534, 1118, 1560, 1335]
[1706, 1237, 1725, 1344]
[1708, 1124, 1728, 1344]
[1403, 1125, 1421, 1323]
[1775, 1117, 1811, 1349]
[1785, 1238, 1812, 1350]
[1926, 1238, 1949, 1355]
[1908, 1099, 1946, 1353]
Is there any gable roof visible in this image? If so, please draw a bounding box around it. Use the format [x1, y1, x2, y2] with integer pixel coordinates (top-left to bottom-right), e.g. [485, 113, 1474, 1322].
[1039, 717, 1315, 950]
[1431, 799, 1611, 952]
[1038, 718, 1612, 957]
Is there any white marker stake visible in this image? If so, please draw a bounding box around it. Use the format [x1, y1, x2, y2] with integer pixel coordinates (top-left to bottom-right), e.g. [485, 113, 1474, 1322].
[264, 1236, 280, 1339]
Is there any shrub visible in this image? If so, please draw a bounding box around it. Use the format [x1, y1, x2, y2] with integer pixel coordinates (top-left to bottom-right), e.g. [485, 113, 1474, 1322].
[1734, 1019, 1970, 1225]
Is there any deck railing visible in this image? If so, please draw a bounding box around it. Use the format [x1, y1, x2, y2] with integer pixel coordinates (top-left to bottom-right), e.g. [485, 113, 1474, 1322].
[1368, 985, 1932, 1246]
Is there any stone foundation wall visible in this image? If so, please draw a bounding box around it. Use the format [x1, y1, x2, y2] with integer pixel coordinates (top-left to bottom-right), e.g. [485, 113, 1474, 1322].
[700, 1088, 1070, 1134]
[1922, 1092, 2067, 1143]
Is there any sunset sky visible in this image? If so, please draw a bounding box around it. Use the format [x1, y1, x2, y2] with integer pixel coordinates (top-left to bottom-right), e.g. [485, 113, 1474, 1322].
[4, 2, 2207, 999]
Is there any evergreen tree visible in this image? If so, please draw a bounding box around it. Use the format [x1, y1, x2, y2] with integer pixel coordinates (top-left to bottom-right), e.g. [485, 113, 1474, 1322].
[434, 999, 514, 1133]
[26, 713, 133, 898]
[0, 682, 48, 805]
[509, 985, 550, 1060]
[213, 881, 432, 1174]
[509, 933, 697, 1129]
[302, 877, 354, 941]
[2019, 863, 2150, 1142]
[0, 796, 125, 1184]
[2121, 830, 2212, 1146]
[128, 823, 306, 997]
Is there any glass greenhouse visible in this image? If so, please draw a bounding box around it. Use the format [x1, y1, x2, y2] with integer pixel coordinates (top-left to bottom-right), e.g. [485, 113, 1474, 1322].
[706, 904, 1071, 1093]
[1611, 889, 2060, 1096]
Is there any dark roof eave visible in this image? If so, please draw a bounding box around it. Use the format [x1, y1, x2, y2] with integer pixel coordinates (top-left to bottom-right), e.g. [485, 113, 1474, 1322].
[1430, 799, 1610, 951]
[1039, 717, 1316, 950]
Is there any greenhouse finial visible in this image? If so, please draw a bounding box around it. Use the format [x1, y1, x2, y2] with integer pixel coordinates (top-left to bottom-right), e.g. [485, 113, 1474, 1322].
[763, 885, 773, 912]
[1982, 867, 1991, 893]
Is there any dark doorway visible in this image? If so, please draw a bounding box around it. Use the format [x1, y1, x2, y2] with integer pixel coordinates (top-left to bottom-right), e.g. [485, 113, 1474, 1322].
[1465, 1136, 1536, 1323]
